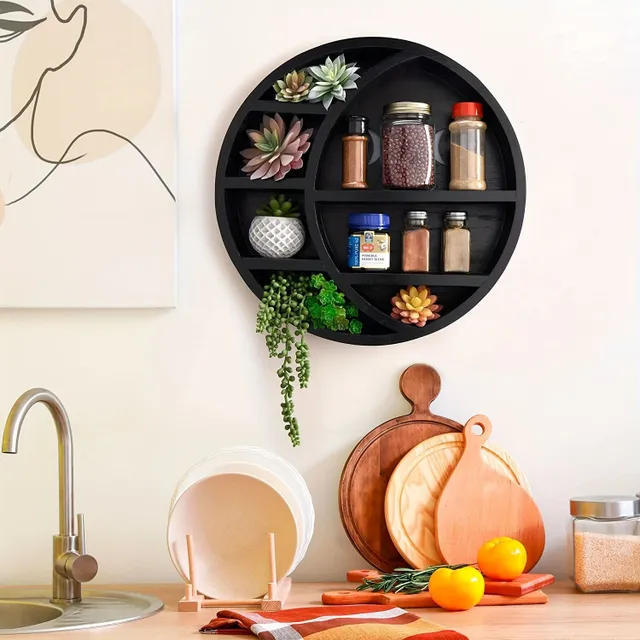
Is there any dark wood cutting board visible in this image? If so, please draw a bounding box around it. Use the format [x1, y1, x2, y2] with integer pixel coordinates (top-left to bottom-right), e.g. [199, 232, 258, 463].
[338, 364, 462, 572]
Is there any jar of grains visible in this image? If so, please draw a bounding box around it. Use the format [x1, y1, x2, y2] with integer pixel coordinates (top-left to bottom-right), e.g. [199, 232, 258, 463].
[570, 496, 640, 593]
[382, 102, 435, 190]
[347, 213, 391, 271]
[449, 102, 486, 191]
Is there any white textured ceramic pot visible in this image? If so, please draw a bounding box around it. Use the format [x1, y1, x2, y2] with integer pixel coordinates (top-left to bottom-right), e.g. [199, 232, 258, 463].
[249, 216, 305, 259]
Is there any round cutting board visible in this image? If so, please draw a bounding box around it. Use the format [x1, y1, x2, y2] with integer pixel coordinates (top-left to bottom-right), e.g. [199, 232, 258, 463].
[385, 432, 531, 569]
[339, 364, 462, 572]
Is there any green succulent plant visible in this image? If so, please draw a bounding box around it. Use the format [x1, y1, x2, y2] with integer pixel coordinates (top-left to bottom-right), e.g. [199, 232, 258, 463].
[307, 54, 360, 110]
[256, 194, 300, 218]
[273, 70, 313, 103]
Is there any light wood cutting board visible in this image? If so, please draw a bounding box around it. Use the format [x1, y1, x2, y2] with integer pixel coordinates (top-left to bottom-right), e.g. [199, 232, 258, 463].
[435, 415, 545, 571]
[339, 364, 462, 572]
[385, 427, 531, 569]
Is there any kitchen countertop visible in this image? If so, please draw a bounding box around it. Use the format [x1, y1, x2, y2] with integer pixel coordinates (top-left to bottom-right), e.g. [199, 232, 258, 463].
[1, 582, 638, 639]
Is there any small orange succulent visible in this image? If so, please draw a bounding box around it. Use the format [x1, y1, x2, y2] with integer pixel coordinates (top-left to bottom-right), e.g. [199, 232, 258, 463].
[391, 286, 442, 328]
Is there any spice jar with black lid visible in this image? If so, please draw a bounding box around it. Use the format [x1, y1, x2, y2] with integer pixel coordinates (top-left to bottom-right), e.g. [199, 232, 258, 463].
[382, 102, 435, 190]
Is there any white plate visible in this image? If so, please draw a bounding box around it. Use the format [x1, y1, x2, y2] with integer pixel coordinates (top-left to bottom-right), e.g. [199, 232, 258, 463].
[171, 447, 314, 568]
[167, 472, 298, 600]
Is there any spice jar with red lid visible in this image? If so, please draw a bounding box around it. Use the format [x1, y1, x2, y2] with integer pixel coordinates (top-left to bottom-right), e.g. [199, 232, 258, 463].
[449, 102, 487, 190]
[382, 102, 435, 190]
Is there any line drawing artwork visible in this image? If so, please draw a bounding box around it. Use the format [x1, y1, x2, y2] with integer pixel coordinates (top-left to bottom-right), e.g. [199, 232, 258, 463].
[0, 0, 176, 308]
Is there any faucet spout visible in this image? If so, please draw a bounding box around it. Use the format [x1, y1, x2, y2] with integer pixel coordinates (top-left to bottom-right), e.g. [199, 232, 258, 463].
[2, 389, 74, 537]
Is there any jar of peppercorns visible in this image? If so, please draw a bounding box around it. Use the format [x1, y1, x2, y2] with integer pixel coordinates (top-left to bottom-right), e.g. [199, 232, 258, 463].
[382, 102, 435, 190]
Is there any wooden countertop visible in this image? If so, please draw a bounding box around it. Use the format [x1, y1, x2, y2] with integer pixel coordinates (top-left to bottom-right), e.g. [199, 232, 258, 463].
[2, 582, 639, 638]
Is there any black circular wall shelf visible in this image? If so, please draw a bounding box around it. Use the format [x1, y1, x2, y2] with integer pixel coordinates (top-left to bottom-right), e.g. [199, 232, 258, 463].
[215, 37, 526, 346]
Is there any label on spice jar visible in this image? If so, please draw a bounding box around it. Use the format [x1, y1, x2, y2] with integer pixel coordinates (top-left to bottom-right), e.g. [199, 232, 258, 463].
[348, 230, 390, 269]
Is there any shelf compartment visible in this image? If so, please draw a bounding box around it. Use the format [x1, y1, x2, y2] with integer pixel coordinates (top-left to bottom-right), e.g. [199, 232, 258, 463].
[316, 202, 514, 275]
[343, 273, 487, 287]
[224, 190, 318, 259]
[313, 190, 517, 203]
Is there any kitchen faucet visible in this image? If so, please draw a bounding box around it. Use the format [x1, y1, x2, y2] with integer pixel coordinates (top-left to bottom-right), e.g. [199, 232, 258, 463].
[2, 389, 98, 604]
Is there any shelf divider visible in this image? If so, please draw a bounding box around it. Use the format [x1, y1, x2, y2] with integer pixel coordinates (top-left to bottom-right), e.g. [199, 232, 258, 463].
[343, 273, 487, 287]
[242, 258, 324, 271]
[313, 190, 517, 204]
[249, 101, 329, 116]
[224, 177, 307, 190]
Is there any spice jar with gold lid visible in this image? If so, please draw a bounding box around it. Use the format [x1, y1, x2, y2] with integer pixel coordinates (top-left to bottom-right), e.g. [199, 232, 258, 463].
[570, 496, 640, 593]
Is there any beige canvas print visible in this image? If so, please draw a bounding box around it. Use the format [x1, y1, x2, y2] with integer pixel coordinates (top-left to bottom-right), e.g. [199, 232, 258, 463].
[0, 0, 176, 308]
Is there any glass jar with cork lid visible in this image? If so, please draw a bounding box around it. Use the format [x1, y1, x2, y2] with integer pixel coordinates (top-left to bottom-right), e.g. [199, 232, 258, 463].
[570, 496, 640, 593]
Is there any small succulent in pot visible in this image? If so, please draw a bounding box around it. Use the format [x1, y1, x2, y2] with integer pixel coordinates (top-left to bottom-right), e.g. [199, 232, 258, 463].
[249, 195, 306, 259]
[307, 54, 360, 110]
[240, 114, 313, 181]
[391, 286, 442, 327]
[273, 70, 313, 103]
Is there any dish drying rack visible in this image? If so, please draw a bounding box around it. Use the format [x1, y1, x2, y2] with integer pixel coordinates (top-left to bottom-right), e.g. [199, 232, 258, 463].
[178, 533, 291, 612]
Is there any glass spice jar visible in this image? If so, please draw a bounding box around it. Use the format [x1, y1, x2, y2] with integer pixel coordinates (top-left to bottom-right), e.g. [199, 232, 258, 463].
[382, 102, 435, 190]
[570, 496, 640, 593]
[347, 213, 391, 271]
[342, 115, 368, 189]
[449, 102, 487, 191]
[402, 211, 430, 273]
[443, 212, 471, 273]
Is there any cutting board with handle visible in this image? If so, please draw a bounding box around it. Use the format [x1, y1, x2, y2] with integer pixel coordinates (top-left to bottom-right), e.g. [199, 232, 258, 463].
[435, 415, 545, 572]
[346, 570, 555, 597]
[322, 589, 548, 608]
[384, 430, 531, 569]
[339, 364, 463, 572]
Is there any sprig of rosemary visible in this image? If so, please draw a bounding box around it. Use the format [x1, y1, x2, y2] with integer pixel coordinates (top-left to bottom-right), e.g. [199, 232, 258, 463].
[356, 565, 469, 595]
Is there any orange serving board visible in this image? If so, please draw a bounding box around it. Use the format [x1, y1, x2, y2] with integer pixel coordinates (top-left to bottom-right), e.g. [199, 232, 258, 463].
[434, 416, 545, 572]
[322, 589, 548, 608]
[347, 570, 555, 597]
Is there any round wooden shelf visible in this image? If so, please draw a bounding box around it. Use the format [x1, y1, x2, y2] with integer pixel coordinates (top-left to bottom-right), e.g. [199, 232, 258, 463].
[215, 37, 526, 345]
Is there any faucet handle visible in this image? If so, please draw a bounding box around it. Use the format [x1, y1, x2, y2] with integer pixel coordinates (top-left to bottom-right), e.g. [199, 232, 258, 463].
[77, 513, 87, 554]
[65, 513, 98, 583]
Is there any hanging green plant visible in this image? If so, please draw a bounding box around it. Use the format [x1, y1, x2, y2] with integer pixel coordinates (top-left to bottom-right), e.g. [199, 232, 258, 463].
[256, 273, 362, 446]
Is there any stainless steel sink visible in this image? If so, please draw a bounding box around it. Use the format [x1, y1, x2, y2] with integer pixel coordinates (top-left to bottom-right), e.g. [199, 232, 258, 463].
[0, 590, 164, 634]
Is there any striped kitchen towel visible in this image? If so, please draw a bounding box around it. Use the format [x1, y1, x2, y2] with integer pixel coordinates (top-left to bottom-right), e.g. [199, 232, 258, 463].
[200, 604, 468, 639]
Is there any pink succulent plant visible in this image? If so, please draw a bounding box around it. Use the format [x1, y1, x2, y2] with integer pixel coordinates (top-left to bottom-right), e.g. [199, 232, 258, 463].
[240, 114, 313, 181]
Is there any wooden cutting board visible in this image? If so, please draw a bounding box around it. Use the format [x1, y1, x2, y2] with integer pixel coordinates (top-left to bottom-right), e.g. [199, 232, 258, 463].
[339, 364, 462, 572]
[385, 429, 530, 569]
[346, 570, 555, 597]
[322, 589, 548, 607]
[435, 415, 545, 572]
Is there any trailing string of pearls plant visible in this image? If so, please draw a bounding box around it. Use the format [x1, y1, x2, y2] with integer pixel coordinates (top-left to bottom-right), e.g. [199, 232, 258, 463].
[257, 273, 362, 446]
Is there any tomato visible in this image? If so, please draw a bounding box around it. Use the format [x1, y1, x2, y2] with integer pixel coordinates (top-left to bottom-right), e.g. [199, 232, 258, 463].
[477, 537, 527, 581]
[429, 566, 485, 611]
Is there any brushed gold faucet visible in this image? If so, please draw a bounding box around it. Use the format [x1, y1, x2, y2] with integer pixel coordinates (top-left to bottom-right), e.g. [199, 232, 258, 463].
[2, 389, 98, 604]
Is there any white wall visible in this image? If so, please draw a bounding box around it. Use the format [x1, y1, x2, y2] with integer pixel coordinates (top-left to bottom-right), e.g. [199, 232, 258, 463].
[0, 0, 638, 585]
